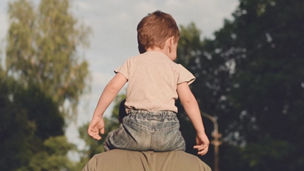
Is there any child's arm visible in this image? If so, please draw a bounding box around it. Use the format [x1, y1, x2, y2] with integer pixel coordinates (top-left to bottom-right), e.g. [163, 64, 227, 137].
[88, 73, 127, 140]
[177, 82, 209, 156]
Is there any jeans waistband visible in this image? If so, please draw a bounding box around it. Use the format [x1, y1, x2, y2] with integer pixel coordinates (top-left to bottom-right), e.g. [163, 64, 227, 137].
[126, 109, 177, 121]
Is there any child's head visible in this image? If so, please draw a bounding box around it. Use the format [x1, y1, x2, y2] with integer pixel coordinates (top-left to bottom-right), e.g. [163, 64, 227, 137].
[137, 10, 180, 55]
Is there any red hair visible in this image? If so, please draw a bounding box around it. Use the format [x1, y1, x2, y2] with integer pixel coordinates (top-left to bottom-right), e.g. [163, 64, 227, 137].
[137, 10, 180, 53]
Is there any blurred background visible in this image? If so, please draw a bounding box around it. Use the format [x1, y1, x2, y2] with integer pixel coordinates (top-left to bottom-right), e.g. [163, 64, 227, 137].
[0, 0, 303, 170]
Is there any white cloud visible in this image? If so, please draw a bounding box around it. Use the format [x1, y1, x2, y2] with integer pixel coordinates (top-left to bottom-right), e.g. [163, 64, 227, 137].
[0, 13, 8, 40]
[91, 71, 112, 88]
[0, 3, 8, 48]
[0, 0, 9, 66]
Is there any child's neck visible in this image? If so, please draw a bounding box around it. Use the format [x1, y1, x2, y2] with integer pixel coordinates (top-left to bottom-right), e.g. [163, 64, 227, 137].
[146, 47, 172, 60]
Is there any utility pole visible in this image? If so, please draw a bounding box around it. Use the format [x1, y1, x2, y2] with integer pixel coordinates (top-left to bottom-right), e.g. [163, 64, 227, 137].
[202, 113, 222, 171]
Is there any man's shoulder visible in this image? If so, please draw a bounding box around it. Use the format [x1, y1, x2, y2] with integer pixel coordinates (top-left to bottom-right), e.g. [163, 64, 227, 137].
[83, 150, 211, 171]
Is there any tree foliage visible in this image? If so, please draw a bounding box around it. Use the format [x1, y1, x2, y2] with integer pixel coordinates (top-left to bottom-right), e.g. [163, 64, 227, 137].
[17, 136, 77, 171]
[0, 68, 66, 170]
[0, 69, 35, 170]
[6, 0, 90, 118]
[1, 0, 91, 170]
[177, 0, 304, 170]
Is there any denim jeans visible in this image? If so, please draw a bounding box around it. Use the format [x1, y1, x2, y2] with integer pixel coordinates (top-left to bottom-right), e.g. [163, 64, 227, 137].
[104, 109, 185, 152]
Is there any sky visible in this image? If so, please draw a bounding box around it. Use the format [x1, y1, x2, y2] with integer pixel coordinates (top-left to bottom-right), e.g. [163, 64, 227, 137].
[0, 0, 238, 157]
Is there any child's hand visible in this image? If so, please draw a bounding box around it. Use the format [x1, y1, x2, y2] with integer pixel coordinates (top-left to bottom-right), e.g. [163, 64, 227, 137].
[193, 132, 209, 156]
[88, 116, 105, 140]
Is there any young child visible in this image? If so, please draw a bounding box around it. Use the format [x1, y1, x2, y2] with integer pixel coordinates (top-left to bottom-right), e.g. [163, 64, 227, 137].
[88, 10, 209, 155]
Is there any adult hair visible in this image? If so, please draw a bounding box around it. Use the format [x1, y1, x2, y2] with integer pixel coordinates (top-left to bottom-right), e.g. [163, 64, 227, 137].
[137, 10, 180, 53]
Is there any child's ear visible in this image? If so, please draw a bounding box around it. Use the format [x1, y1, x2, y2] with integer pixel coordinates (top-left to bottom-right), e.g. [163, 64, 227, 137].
[168, 36, 175, 53]
[169, 36, 175, 45]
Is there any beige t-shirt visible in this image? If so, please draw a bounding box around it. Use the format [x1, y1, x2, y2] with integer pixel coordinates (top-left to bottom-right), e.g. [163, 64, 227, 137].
[115, 51, 195, 113]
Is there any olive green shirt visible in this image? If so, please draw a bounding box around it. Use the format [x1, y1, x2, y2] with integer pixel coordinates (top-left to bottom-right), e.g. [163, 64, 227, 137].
[82, 149, 211, 171]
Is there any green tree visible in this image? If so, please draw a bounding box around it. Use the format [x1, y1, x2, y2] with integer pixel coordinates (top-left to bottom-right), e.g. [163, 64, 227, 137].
[177, 0, 304, 170]
[1, 0, 91, 170]
[0, 68, 66, 170]
[177, 23, 203, 66]
[228, 0, 303, 170]
[18, 136, 77, 171]
[0, 68, 35, 170]
[6, 0, 90, 119]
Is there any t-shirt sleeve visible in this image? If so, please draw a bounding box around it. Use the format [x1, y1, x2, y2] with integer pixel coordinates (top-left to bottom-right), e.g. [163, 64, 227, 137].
[176, 64, 196, 85]
[114, 58, 130, 79]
